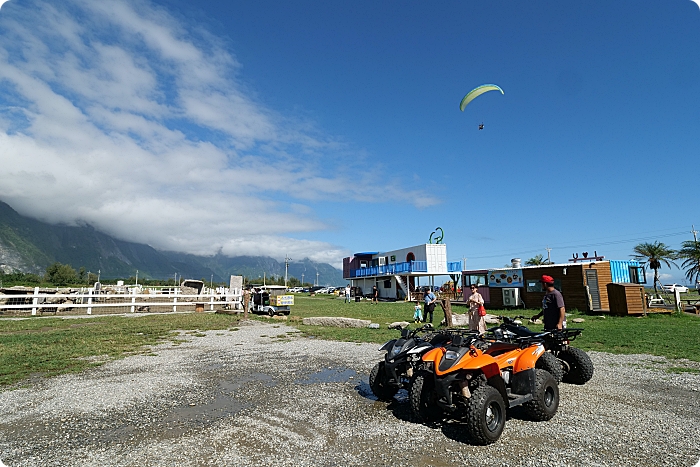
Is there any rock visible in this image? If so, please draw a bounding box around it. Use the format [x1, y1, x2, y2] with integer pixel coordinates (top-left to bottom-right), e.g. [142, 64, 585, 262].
[485, 314, 501, 325]
[367, 323, 380, 329]
[301, 317, 372, 328]
[529, 318, 542, 325]
[572, 318, 585, 323]
[387, 321, 410, 330]
[449, 314, 470, 326]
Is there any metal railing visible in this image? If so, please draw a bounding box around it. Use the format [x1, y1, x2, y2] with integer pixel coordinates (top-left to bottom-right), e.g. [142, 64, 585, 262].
[347, 260, 429, 278]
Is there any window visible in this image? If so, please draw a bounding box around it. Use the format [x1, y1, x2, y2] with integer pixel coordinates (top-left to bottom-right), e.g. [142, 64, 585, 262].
[465, 274, 487, 287]
[383, 280, 392, 289]
[629, 265, 646, 284]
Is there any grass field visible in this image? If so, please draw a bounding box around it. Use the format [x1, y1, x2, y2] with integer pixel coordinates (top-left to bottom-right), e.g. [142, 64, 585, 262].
[1, 293, 699, 388]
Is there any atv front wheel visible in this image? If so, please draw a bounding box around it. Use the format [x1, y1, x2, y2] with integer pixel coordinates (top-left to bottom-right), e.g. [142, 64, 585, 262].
[464, 385, 506, 445]
[369, 362, 398, 402]
[523, 368, 559, 421]
[560, 347, 594, 385]
[409, 371, 442, 423]
[536, 351, 564, 383]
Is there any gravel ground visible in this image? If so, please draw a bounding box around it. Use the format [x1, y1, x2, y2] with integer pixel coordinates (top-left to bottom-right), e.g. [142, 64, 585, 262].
[1, 320, 699, 467]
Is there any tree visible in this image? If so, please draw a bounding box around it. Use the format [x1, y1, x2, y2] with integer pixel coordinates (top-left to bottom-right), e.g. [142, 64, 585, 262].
[45, 262, 78, 286]
[631, 241, 678, 297]
[525, 254, 549, 266]
[677, 240, 700, 285]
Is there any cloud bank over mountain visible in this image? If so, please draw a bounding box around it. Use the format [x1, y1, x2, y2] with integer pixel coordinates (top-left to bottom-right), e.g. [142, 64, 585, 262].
[0, 0, 437, 265]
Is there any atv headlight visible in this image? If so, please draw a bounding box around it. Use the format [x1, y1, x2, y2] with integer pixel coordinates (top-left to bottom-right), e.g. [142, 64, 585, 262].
[390, 344, 403, 357]
[445, 350, 460, 360]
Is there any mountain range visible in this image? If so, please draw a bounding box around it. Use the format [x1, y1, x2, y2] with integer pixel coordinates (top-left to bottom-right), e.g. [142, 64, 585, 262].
[0, 201, 344, 285]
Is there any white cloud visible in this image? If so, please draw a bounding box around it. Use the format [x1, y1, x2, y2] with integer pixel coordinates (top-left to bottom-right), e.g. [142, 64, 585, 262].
[0, 0, 439, 264]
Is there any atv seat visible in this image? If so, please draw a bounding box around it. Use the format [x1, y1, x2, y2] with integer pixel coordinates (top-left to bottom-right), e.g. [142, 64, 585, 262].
[483, 342, 521, 357]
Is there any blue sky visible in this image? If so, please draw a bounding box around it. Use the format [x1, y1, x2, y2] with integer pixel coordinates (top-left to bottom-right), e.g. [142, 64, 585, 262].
[0, 0, 698, 284]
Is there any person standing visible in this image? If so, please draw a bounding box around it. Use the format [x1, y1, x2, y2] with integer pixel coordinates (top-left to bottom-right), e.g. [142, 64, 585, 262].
[372, 285, 379, 304]
[423, 288, 436, 324]
[413, 302, 423, 323]
[467, 284, 486, 333]
[531, 275, 566, 330]
[345, 284, 352, 303]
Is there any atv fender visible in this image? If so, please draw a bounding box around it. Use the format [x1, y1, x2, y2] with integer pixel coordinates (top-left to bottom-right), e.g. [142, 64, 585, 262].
[455, 354, 500, 379]
[422, 347, 444, 365]
[513, 344, 545, 374]
[379, 339, 397, 352]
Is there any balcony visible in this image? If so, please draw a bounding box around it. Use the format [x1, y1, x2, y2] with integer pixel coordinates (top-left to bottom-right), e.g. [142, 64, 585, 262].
[347, 261, 427, 278]
[447, 261, 462, 273]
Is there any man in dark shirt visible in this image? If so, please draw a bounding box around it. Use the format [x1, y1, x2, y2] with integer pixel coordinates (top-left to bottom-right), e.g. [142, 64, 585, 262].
[531, 275, 566, 330]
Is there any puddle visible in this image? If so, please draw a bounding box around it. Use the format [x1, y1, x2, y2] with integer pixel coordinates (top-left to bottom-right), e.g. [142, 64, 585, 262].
[223, 372, 277, 390]
[355, 380, 378, 401]
[296, 367, 357, 385]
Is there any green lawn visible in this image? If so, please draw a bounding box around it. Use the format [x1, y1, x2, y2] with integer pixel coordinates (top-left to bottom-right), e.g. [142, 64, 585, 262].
[1, 293, 699, 388]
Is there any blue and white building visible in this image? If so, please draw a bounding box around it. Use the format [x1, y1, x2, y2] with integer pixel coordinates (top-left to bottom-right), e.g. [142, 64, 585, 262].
[342, 243, 461, 300]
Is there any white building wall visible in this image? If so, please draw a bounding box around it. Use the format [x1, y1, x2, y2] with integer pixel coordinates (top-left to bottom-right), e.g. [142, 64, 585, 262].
[370, 244, 447, 274]
[425, 243, 447, 274]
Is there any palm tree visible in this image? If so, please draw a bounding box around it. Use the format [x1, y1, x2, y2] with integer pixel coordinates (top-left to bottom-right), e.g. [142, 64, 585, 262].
[525, 254, 548, 266]
[677, 240, 700, 285]
[631, 241, 678, 297]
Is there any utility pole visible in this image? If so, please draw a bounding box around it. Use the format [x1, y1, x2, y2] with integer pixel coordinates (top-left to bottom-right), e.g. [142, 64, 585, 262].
[301, 273, 305, 286]
[97, 269, 101, 283]
[545, 247, 552, 264]
[315, 270, 319, 287]
[284, 255, 292, 288]
[462, 256, 467, 271]
[693, 225, 699, 287]
[210, 274, 213, 290]
[135, 270, 138, 286]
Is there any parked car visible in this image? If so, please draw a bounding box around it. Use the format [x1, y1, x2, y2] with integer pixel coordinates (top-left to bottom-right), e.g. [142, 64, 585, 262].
[662, 284, 689, 293]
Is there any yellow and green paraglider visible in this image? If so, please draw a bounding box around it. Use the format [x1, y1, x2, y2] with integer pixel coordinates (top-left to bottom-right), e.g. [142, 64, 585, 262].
[460, 84, 504, 130]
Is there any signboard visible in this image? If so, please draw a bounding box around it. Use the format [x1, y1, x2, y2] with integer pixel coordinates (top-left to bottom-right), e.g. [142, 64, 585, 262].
[487, 269, 523, 288]
[270, 295, 294, 306]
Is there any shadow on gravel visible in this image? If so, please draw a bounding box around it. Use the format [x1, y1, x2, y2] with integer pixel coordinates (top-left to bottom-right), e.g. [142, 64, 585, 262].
[355, 380, 378, 401]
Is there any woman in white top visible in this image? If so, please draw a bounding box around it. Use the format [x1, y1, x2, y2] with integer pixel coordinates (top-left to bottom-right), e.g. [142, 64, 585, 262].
[467, 284, 486, 333]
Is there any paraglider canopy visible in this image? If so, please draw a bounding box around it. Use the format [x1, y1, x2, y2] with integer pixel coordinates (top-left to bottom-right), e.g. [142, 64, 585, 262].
[459, 84, 504, 112]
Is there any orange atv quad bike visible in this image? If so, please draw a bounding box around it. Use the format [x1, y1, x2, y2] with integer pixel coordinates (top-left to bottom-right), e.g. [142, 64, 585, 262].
[410, 330, 559, 445]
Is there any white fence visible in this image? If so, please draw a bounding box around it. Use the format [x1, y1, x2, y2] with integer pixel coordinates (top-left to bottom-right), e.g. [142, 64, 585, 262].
[0, 287, 242, 315]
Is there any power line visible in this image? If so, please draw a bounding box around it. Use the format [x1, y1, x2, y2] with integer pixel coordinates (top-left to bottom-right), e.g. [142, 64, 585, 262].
[466, 229, 690, 261]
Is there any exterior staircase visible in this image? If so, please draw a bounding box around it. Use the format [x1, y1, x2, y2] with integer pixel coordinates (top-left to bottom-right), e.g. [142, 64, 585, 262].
[394, 275, 410, 301]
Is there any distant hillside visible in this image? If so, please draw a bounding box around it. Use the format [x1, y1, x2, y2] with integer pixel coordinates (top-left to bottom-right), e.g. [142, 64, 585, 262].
[0, 201, 344, 285]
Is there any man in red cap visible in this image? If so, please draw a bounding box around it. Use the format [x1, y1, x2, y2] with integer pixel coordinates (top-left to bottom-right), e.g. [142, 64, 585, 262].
[531, 275, 566, 330]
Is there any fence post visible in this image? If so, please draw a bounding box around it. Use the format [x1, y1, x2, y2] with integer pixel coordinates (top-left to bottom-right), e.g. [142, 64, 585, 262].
[210, 294, 214, 311]
[87, 289, 93, 315]
[173, 288, 178, 312]
[131, 288, 136, 313]
[31, 287, 39, 316]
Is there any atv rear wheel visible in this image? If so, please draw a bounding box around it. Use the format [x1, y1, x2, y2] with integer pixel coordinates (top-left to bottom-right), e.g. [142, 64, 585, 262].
[536, 351, 564, 383]
[267, 307, 275, 317]
[409, 371, 442, 423]
[369, 362, 398, 402]
[523, 368, 559, 421]
[560, 347, 594, 385]
[464, 385, 506, 445]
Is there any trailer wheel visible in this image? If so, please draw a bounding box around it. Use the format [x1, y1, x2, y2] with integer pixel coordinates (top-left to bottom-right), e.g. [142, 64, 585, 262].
[267, 308, 275, 317]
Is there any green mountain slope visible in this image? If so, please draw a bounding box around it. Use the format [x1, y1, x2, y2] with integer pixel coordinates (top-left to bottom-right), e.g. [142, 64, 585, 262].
[0, 201, 343, 284]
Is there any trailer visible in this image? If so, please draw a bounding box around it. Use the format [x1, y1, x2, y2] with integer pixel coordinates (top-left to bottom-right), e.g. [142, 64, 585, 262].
[250, 285, 293, 316]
